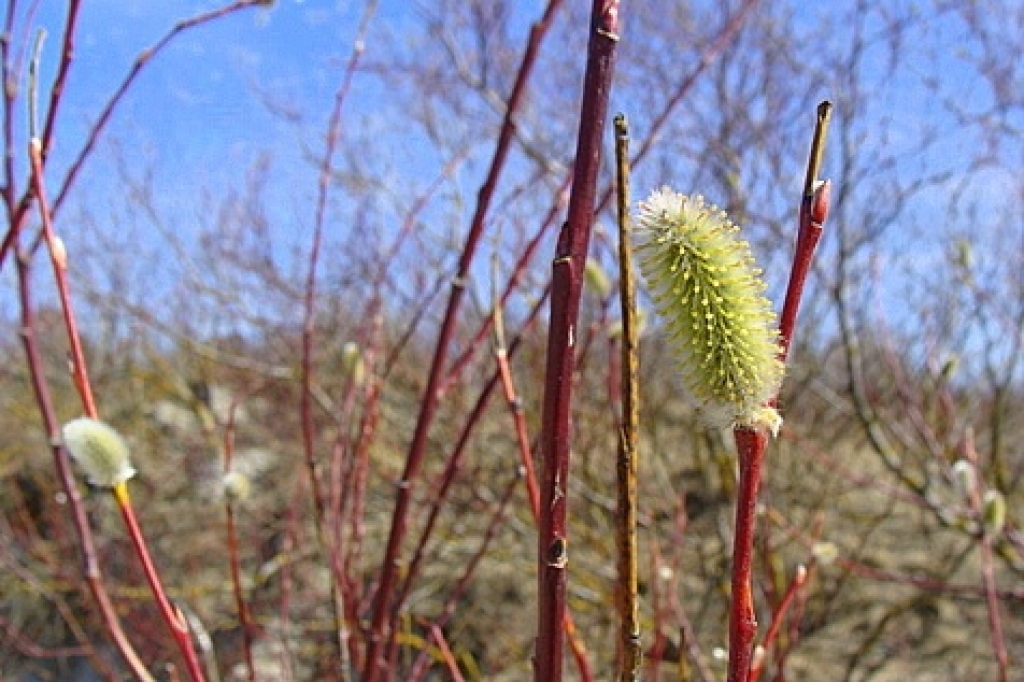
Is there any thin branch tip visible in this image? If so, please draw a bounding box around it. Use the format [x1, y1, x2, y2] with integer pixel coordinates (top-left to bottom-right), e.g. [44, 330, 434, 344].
[803, 101, 833, 197]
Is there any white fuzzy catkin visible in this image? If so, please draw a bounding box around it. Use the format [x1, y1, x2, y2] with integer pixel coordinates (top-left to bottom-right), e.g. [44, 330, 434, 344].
[222, 471, 251, 503]
[62, 418, 137, 488]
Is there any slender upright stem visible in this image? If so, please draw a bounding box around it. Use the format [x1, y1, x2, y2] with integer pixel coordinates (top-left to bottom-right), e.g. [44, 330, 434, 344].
[726, 102, 832, 682]
[15, 253, 155, 682]
[29, 135, 208, 682]
[535, 3, 621, 681]
[222, 407, 256, 682]
[778, 101, 832, 361]
[28, 139, 97, 417]
[613, 113, 643, 681]
[726, 428, 768, 682]
[114, 485, 208, 682]
[964, 431, 1009, 682]
[299, 6, 377, 677]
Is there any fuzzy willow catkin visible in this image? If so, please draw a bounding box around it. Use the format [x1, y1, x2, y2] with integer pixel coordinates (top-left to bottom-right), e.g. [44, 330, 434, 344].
[635, 187, 784, 433]
[62, 418, 137, 488]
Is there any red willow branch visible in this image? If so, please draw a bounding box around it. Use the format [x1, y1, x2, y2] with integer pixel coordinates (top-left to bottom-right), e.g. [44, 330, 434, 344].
[28, 139, 97, 418]
[726, 101, 832, 682]
[361, 3, 566, 680]
[221, 402, 256, 682]
[300, 3, 378, 678]
[963, 431, 1010, 682]
[389, 288, 603, 682]
[534, 3, 621, 682]
[14, 248, 154, 682]
[29, 139, 208, 682]
[748, 564, 810, 682]
[36, 0, 83, 166]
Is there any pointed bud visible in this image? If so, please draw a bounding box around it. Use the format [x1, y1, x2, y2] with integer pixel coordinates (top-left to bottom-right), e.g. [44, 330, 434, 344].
[954, 239, 973, 271]
[341, 341, 365, 387]
[62, 418, 136, 488]
[51, 235, 68, 271]
[584, 259, 613, 299]
[982, 489, 1005, 538]
[951, 459, 976, 499]
[635, 188, 784, 432]
[940, 355, 960, 381]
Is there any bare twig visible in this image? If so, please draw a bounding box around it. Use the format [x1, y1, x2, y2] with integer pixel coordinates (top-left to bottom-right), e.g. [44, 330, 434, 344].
[778, 101, 833, 361]
[14, 253, 154, 682]
[535, 3, 621, 681]
[299, 3, 378, 677]
[489, 274, 595, 680]
[748, 564, 810, 682]
[29, 137, 207, 682]
[613, 113, 642, 682]
[222, 401, 256, 682]
[963, 431, 1010, 682]
[726, 102, 832, 682]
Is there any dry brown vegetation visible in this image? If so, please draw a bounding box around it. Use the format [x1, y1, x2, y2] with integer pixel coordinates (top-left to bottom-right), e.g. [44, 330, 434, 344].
[2, 1, 1022, 681]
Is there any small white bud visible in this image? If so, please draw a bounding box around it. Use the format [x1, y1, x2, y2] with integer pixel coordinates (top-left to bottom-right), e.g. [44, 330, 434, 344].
[951, 459, 976, 499]
[62, 418, 136, 488]
[51, 235, 68, 270]
[811, 541, 838, 566]
[221, 471, 251, 504]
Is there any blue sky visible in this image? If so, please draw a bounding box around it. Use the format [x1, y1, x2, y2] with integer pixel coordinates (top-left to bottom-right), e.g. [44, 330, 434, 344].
[31, 2, 381, 202]
[5, 1, 1021, 378]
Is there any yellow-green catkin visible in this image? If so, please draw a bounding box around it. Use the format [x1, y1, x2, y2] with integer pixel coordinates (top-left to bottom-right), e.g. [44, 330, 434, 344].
[982, 489, 1006, 538]
[62, 418, 137, 488]
[341, 341, 366, 387]
[635, 187, 784, 433]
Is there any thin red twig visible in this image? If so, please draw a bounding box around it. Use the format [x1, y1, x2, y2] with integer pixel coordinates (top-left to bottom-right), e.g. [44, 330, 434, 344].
[963, 432, 1010, 682]
[428, 624, 466, 682]
[114, 485, 208, 682]
[726, 103, 832, 682]
[30, 112, 210, 682]
[299, 6, 378, 678]
[535, 3, 620, 681]
[15, 262, 153, 682]
[28, 139, 97, 417]
[222, 402, 256, 682]
[748, 564, 810, 682]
